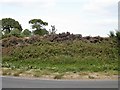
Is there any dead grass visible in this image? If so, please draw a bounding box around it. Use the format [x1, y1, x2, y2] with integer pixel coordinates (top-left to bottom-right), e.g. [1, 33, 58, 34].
[54, 74, 64, 79]
[1, 68, 118, 80]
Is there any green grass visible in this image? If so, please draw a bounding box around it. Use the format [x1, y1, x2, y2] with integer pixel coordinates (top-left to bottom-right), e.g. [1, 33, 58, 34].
[2, 38, 119, 76]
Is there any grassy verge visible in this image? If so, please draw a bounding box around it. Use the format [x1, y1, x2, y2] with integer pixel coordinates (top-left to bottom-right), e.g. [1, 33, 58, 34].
[2, 38, 119, 79]
[1, 68, 118, 79]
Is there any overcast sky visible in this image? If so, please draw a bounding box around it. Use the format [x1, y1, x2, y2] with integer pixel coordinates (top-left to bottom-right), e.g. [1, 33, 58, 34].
[0, 0, 118, 36]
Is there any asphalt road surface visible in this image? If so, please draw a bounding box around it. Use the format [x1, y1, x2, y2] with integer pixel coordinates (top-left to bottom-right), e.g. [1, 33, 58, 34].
[1, 76, 118, 88]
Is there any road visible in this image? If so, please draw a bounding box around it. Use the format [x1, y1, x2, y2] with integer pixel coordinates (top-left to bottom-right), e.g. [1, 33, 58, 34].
[1, 76, 118, 88]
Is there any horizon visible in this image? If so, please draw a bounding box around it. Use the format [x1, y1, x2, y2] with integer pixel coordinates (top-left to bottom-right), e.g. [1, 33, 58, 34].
[0, 0, 118, 37]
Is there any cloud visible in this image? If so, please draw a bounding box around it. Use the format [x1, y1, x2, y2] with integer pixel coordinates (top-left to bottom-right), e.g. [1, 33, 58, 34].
[0, 0, 57, 9]
[0, 0, 53, 3]
[79, 0, 118, 36]
[82, 0, 118, 15]
[0, 0, 118, 37]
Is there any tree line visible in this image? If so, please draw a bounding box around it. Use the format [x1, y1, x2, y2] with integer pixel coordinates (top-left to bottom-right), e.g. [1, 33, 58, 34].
[0, 18, 57, 38]
[0, 18, 120, 41]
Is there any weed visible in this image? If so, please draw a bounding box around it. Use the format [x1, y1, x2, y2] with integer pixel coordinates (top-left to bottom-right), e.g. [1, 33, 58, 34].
[54, 74, 64, 79]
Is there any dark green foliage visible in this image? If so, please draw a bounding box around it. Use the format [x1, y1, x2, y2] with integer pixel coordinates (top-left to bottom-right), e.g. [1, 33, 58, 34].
[29, 19, 48, 26]
[29, 19, 48, 36]
[10, 28, 21, 37]
[0, 18, 22, 34]
[33, 29, 48, 35]
[108, 31, 115, 38]
[22, 29, 31, 37]
[116, 30, 120, 41]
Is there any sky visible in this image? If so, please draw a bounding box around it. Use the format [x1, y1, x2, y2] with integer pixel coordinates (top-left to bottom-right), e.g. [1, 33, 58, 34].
[0, 0, 118, 37]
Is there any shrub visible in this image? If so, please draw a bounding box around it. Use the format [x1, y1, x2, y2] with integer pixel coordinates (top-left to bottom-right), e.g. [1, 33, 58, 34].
[2, 36, 25, 47]
[54, 74, 64, 79]
[116, 30, 120, 40]
[108, 31, 115, 38]
[22, 29, 31, 37]
[10, 28, 21, 37]
[2, 33, 12, 39]
[33, 29, 49, 36]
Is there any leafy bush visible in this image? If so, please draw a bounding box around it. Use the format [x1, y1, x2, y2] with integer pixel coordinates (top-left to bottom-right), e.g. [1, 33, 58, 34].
[33, 29, 48, 36]
[22, 29, 31, 37]
[10, 28, 21, 37]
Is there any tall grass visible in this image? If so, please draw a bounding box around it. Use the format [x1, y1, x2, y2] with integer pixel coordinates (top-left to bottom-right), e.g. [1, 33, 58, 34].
[2, 38, 119, 74]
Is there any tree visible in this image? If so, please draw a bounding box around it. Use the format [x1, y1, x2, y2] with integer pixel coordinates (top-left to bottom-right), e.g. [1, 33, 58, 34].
[29, 19, 48, 35]
[0, 18, 22, 34]
[22, 29, 31, 37]
[10, 28, 21, 37]
[33, 29, 48, 35]
[49, 25, 57, 35]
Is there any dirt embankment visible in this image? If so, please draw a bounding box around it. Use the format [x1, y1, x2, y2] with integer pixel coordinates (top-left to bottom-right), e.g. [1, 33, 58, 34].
[1, 32, 109, 47]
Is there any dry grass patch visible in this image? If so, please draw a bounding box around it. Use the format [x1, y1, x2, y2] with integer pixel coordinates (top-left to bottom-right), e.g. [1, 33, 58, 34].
[1, 68, 118, 80]
[54, 73, 64, 79]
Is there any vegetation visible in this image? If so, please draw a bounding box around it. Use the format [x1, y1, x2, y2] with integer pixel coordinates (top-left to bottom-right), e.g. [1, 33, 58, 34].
[0, 18, 49, 39]
[1, 17, 119, 79]
[29, 19, 48, 35]
[2, 37, 119, 77]
[108, 30, 120, 40]
[10, 28, 21, 37]
[116, 30, 120, 41]
[108, 31, 115, 38]
[22, 29, 31, 37]
[49, 25, 57, 35]
[0, 18, 22, 34]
